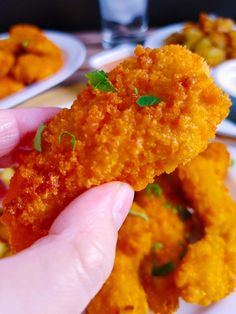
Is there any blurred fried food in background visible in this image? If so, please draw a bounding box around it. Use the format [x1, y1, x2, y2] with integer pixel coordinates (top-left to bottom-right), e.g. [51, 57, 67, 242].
[0, 24, 63, 99]
[165, 13, 236, 66]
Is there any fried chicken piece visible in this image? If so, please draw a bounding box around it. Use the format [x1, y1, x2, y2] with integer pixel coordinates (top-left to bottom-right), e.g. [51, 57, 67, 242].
[0, 38, 20, 54]
[175, 142, 236, 306]
[0, 77, 24, 99]
[12, 54, 62, 84]
[0, 50, 15, 78]
[10, 24, 42, 41]
[87, 251, 149, 314]
[87, 203, 151, 313]
[2, 45, 230, 252]
[117, 202, 152, 264]
[136, 188, 189, 314]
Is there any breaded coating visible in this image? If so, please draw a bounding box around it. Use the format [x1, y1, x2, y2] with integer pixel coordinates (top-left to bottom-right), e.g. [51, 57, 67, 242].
[175, 142, 236, 306]
[88, 203, 151, 313]
[0, 50, 15, 78]
[10, 24, 42, 41]
[12, 54, 62, 84]
[117, 202, 152, 264]
[2, 45, 230, 252]
[0, 77, 24, 99]
[136, 188, 189, 314]
[0, 23, 63, 99]
[87, 252, 149, 314]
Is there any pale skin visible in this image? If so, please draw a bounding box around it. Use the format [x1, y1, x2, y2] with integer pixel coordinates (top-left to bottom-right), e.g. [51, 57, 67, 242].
[0, 108, 134, 314]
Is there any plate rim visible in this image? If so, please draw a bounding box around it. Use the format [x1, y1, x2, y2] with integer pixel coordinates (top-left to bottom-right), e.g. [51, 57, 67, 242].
[0, 30, 86, 109]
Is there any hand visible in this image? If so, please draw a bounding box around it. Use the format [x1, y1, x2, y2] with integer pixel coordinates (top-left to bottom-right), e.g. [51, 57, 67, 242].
[0, 108, 134, 314]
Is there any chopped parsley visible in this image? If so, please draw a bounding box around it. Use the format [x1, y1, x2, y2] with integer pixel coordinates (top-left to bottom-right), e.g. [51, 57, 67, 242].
[58, 131, 77, 150]
[176, 205, 192, 221]
[152, 261, 176, 277]
[136, 95, 162, 107]
[129, 209, 149, 221]
[21, 39, 30, 48]
[134, 87, 139, 95]
[152, 241, 164, 252]
[145, 183, 162, 197]
[85, 70, 116, 92]
[33, 123, 46, 152]
[179, 248, 188, 259]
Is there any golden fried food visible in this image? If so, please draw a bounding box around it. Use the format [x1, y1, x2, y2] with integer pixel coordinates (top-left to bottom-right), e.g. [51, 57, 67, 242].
[175, 142, 236, 306]
[117, 202, 152, 264]
[0, 77, 24, 99]
[136, 186, 189, 314]
[10, 24, 42, 41]
[88, 203, 151, 313]
[0, 50, 15, 78]
[2, 45, 230, 252]
[165, 13, 236, 66]
[12, 54, 62, 84]
[0, 24, 63, 99]
[87, 252, 149, 314]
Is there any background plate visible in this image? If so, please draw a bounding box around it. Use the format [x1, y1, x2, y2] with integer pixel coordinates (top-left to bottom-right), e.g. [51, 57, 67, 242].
[0, 31, 86, 109]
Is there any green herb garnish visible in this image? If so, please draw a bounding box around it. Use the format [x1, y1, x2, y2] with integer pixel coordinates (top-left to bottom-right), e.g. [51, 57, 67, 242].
[145, 183, 162, 197]
[134, 87, 139, 95]
[179, 248, 187, 259]
[136, 95, 162, 107]
[85, 70, 116, 92]
[230, 159, 235, 167]
[164, 202, 172, 208]
[58, 131, 77, 150]
[152, 241, 164, 251]
[129, 209, 149, 221]
[21, 39, 30, 48]
[176, 205, 192, 221]
[152, 261, 176, 277]
[33, 123, 46, 152]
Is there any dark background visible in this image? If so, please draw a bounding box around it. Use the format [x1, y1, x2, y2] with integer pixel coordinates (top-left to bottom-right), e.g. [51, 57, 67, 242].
[0, 0, 236, 32]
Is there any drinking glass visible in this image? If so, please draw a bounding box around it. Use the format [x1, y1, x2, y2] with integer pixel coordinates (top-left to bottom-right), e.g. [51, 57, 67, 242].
[98, 0, 148, 48]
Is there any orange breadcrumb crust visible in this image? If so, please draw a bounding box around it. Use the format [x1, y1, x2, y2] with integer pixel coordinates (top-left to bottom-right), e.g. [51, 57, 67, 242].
[136, 188, 188, 314]
[175, 142, 236, 306]
[2, 45, 230, 252]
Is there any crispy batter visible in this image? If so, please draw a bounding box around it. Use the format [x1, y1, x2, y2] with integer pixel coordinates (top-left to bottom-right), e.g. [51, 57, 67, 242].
[117, 203, 152, 264]
[9, 24, 42, 41]
[88, 203, 151, 313]
[87, 251, 149, 314]
[175, 142, 236, 306]
[0, 77, 24, 99]
[12, 54, 62, 84]
[2, 45, 230, 252]
[136, 188, 189, 314]
[0, 24, 63, 98]
[0, 50, 15, 78]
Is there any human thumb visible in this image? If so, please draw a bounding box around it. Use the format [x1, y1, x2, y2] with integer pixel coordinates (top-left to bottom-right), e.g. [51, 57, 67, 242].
[0, 182, 134, 314]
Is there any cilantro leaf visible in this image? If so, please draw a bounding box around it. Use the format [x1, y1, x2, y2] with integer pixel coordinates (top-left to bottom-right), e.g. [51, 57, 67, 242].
[58, 131, 77, 151]
[152, 241, 164, 251]
[134, 87, 139, 95]
[145, 183, 162, 197]
[85, 70, 116, 92]
[152, 261, 175, 277]
[136, 95, 162, 107]
[33, 123, 46, 152]
[129, 209, 149, 221]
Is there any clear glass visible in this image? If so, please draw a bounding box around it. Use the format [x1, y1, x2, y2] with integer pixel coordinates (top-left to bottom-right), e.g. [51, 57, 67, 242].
[98, 0, 148, 48]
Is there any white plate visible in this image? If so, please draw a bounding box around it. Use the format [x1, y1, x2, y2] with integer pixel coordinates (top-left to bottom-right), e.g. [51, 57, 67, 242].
[0, 31, 86, 109]
[145, 23, 184, 49]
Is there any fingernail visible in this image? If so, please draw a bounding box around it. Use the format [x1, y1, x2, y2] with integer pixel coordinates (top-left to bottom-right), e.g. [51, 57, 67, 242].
[111, 183, 134, 229]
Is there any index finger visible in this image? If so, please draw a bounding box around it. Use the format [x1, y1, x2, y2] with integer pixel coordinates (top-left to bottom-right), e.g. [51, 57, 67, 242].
[0, 107, 60, 158]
